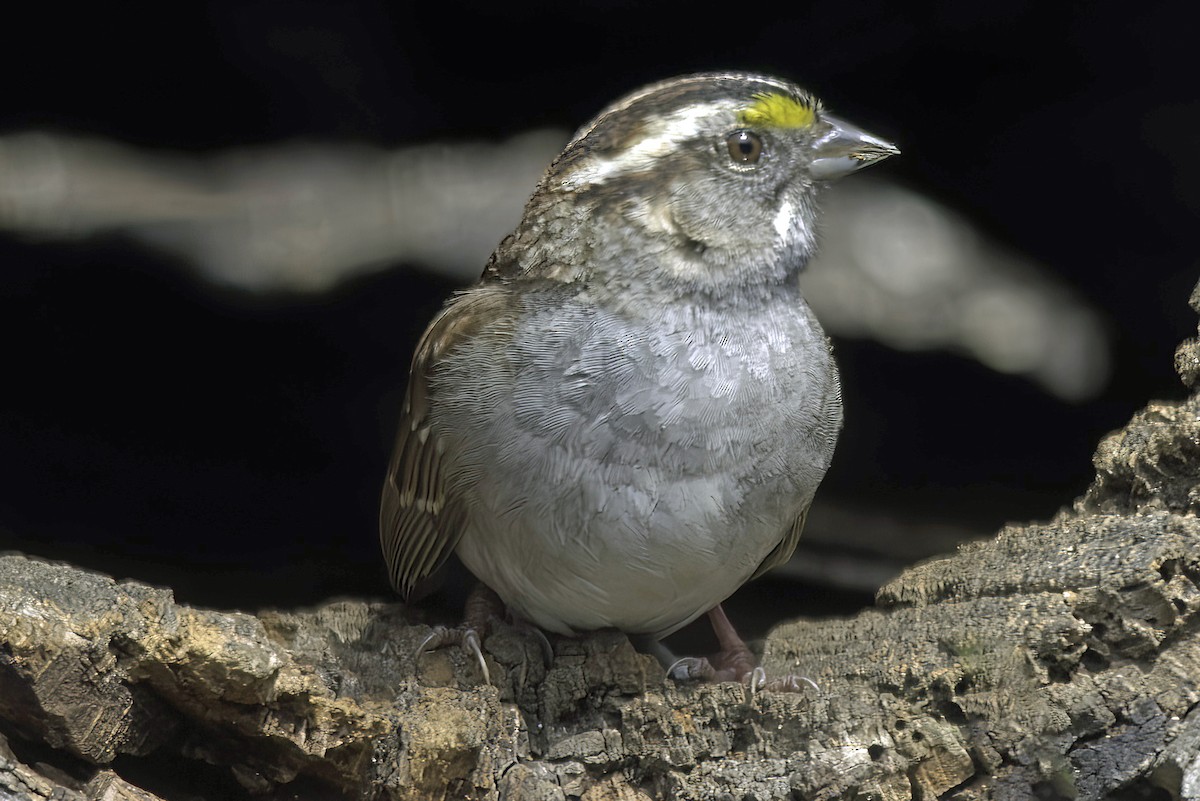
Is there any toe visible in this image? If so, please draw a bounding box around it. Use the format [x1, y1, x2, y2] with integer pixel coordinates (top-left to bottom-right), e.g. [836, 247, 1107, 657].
[414, 625, 493, 684]
[462, 628, 491, 684]
[756, 673, 821, 693]
[666, 656, 717, 683]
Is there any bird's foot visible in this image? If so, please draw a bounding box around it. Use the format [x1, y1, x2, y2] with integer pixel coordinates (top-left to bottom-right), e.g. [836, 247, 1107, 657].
[414, 582, 506, 683]
[665, 604, 819, 694]
[414, 583, 555, 683]
[665, 658, 818, 693]
[665, 625, 755, 683]
[507, 617, 555, 669]
[417, 624, 491, 683]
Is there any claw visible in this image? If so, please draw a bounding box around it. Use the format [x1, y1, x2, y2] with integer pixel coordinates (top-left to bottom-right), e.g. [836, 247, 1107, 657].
[462, 628, 490, 684]
[662, 605, 821, 694]
[415, 625, 491, 684]
[529, 626, 554, 668]
[416, 624, 451, 656]
[759, 673, 820, 693]
[747, 666, 767, 697]
[666, 656, 716, 683]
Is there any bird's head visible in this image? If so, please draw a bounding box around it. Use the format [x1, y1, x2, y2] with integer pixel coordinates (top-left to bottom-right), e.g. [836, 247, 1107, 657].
[501, 72, 898, 300]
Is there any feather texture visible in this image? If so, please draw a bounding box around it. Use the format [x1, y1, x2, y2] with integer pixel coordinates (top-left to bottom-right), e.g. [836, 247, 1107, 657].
[379, 287, 510, 601]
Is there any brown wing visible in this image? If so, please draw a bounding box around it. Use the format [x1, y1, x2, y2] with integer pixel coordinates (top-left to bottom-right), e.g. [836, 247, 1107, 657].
[749, 506, 808, 582]
[379, 287, 507, 601]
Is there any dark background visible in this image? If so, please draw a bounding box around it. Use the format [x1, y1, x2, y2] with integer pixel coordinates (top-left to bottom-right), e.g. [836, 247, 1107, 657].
[0, 2, 1195, 640]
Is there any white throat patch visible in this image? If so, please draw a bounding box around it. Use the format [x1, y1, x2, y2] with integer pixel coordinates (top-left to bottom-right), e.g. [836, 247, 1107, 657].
[773, 198, 795, 240]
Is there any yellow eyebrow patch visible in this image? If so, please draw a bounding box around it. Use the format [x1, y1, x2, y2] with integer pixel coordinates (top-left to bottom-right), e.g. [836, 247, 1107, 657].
[737, 92, 816, 129]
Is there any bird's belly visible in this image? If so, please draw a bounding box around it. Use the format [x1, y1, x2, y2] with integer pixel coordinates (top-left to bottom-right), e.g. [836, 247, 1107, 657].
[455, 466, 782, 638]
[436, 297, 841, 638]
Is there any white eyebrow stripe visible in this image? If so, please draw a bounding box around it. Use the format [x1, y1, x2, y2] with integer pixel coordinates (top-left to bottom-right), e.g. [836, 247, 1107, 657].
[559, 101, 729, 189]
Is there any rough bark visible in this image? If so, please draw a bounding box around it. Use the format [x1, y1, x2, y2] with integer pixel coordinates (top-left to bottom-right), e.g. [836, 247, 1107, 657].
[3, 281, 1200, 800]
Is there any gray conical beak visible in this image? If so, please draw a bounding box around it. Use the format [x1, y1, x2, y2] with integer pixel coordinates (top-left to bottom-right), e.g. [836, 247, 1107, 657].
[810, 113, 900, 180]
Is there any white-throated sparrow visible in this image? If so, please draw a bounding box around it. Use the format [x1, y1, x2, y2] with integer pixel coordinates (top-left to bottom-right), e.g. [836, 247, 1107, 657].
[381, 72, 897, 687]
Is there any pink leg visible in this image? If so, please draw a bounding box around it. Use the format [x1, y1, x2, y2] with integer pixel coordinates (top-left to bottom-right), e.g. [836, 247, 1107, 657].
[705, 604, 758, 681]
[667, 604, 818, 693]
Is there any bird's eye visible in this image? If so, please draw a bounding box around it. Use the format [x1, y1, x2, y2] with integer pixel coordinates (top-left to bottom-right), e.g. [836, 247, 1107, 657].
[725, 130, 763, 165]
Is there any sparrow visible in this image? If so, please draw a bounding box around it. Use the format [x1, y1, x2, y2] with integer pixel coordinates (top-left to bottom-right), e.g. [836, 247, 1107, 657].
[380, 71, 897, 687]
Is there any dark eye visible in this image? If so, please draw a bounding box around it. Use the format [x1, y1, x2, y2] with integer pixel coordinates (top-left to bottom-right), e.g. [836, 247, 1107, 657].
[725, 130, 763, 165]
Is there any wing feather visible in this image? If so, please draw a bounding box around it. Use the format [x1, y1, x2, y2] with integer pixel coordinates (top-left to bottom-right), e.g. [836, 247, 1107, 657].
[379, 287, 509, 601]
[749, 506, 807, 581]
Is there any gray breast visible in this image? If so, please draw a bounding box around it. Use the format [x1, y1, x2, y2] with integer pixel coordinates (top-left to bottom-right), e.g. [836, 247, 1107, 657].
[511, 291, 838, 481]
[431, 285, 842, 635]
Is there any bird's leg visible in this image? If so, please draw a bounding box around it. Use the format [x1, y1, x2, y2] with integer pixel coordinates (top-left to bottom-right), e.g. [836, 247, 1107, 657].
[668, 604, 755, 682]
[706, 603, 758, 680]
[667, 604, 819, 693]
[665, 604, 750, 683]
[415, 582, 504, 683]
